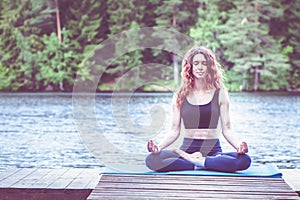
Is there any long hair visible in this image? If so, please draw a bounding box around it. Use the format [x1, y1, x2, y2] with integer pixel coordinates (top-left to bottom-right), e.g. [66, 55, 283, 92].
[176, 45, 224, 109]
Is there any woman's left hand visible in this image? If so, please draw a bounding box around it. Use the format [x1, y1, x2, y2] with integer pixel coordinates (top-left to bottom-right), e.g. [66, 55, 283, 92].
[237, 141, 248, 154]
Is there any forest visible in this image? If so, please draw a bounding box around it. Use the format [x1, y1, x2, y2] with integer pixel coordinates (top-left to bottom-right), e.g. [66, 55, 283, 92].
[0, 0, 299, 92]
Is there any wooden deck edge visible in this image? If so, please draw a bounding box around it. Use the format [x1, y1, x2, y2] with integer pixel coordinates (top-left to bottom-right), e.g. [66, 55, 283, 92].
[0, 168, 299, 199]
[282, 169, 300, 195]
[0, 188, 92, 200]
[88, 173, 300, 199]
[0, 168, 103, 200]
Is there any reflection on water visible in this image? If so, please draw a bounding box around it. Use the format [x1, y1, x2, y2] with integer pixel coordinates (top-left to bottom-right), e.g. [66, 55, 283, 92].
[0, 92, 299, 171]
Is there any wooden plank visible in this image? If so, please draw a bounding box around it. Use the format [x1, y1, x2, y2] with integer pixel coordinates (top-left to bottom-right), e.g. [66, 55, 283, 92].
[89, 190, 299, 200]
[0, 168, 21, 181]
[0, 168, 36, 188]
[90, 198, 288, 200]
[89, 193, 300, 199]
[100, 174, 287, 182]
[102, 173, 284, 179]
[96, 181, 291, 192]
[89, 187, 300, 199]
[30, 168, 69, 188]
[96, 183, 294, 193]
[282, 169, 300, 192]
[67, 168, 100, 189]
[89, 195, 299, 199]
[85, 175, 102, 189]
[100, 174, 290, 185]
[0, 168, 101, 200]
[88, 174, 300, 200]
[48, 168, 84, 189]
[0, 168, 101, 190]
[97, 175, 293, 191]
[100, 174, 293, 185]
[91, 188, 297, 196]
[10, 168, 53, 188]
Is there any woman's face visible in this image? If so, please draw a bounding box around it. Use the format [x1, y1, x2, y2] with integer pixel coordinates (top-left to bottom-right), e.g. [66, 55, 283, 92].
[192, 53, 207, 79]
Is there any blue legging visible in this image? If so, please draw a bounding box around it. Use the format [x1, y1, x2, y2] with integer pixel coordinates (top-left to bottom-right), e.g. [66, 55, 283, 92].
[145, 138, 251, 173]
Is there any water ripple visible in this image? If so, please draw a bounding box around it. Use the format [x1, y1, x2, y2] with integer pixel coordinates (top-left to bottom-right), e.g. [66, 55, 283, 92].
[0, 92, 299, 171]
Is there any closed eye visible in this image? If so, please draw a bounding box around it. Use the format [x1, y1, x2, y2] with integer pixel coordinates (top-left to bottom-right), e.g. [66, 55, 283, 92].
[193, 61, 207, 66]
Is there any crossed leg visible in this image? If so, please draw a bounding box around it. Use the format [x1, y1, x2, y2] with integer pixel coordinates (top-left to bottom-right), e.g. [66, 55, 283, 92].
[173, 149, 205, 167]
[174, 146, 251, 172]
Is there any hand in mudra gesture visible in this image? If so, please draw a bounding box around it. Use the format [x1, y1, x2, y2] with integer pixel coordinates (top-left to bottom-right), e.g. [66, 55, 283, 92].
[147, 140, 161, 154]
[237, 141, 248, 154]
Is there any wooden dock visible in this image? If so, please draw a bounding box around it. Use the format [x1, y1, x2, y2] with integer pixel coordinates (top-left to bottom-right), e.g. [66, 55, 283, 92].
[282, 169, 300, 194]
[0, 168, 299, 199]
[88, 173, 300, 200]
[0, 168, 101, 200]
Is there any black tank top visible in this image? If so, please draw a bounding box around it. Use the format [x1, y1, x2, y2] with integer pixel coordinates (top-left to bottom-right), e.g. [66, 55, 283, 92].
[181, 89, 220, 129]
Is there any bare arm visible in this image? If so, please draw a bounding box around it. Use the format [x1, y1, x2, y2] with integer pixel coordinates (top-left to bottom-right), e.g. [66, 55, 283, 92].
[158, 94, 181, 150]
[219, 88, 248, 153]
[148, 94, 181, 153]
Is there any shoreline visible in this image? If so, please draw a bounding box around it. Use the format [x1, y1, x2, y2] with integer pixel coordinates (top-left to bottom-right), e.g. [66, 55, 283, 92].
[0, 90, 300, 94]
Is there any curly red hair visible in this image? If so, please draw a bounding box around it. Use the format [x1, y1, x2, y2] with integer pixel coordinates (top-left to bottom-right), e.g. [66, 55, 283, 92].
[176, 45, 224, 108]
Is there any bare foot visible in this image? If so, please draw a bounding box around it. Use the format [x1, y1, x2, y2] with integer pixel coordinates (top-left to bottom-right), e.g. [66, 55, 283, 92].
[173, 149, 205, 167]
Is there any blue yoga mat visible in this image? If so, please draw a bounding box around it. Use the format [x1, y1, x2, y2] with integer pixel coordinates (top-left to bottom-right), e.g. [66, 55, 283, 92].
[101, 163, 282, 178]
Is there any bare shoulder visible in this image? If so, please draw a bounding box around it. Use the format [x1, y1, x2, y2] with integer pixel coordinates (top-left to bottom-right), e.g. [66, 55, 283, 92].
[171, 92, 180, 110]
[171, 92, 178, 105]
[218, 87, 230, 105]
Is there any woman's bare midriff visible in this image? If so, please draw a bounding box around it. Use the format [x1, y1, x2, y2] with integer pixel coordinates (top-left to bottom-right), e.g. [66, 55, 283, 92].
[184, 129, 220, 139]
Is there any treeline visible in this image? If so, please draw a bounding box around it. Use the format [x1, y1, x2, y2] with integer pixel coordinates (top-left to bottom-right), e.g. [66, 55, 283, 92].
[0, 0, 299, 92]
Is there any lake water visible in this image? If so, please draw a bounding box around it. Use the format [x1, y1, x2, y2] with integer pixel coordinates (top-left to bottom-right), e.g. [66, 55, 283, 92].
[0, 92, 299, 172]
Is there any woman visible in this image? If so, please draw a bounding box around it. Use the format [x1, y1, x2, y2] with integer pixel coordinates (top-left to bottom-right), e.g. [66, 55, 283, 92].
[145, 45, 251, 173]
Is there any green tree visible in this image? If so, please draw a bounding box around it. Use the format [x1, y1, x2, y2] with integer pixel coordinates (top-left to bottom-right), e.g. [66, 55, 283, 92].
[0, 0, 47, 91]
[28, 0, 57, 35]
[271, 0, 300, 90]
[64, 0, 107, 53]
[286, 1, 300, 90]
[52, 0, 109, 90]
[150, 0, 199, 87]
[100, 0, 145, 91]
[0, 1, 20, 91]
[218, 0, 290, 91]
[35, 29, 78, 91]
[189, 0, 223, 51]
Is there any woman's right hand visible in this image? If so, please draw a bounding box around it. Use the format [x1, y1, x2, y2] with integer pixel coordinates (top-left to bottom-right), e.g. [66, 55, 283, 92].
[147, 140, 161, 154]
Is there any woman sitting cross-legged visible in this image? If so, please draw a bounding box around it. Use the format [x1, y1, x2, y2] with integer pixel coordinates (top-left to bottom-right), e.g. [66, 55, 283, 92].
[145, 45, 251, 173]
